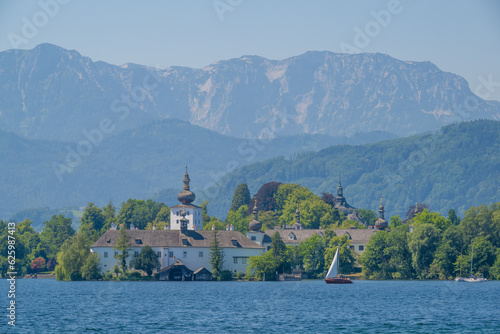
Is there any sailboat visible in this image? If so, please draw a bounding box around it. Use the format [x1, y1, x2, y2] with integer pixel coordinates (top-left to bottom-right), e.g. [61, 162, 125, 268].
[325, 247, 352, 284]
[464, 245, 487, 283]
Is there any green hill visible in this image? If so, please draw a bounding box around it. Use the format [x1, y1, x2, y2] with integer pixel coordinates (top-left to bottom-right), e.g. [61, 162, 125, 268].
[205, 120, 500, 218]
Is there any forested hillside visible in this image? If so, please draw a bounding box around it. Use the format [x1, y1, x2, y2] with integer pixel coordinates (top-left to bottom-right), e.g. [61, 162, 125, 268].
[206, 120, 500, 218]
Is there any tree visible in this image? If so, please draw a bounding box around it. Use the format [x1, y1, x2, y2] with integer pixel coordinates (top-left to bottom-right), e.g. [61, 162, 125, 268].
[357, 209, 378, 226]
[209, 229, 225, 280]
[360, 231, 391, 279]
[408, 223, 441, 278]
[389, 215, 403, 229]
[248, 181, 282, 214]
[411, 209, 450, 231]
[40, 215, 75, 260]
[299, 234, 326, 278]
[116, 199, 167, 230]
[114, 227, 130, 275]
[79, 203, 106, 242]
[447, 208, 460, 225]
[247, 251, 276, 281]
[55, 233, 92, 280]
[225, 205, 250, 233]
[230, 183, 251, 212]
[132, 245, 159, 277]
[102, 201, 116, 230]
[30, 257, 46, 273]
[271, 232, 290, 275]
[81, 253, 101, 280]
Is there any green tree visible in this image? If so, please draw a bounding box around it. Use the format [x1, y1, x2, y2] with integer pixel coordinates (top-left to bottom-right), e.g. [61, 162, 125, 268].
[80, 203, 106, 242]
[55, 233, 92, 280]
[225, 205, 250, 233]
[271, 232, 290, 274]
[408, 223, 441, 278]
[411, 209, 450, 232]
[81, 253, 101, 280]
[40, 215, 75, 260]
[247, 251, 276, 281]
[447, 208, 460, 225]
[116, 199, 167, 230]
[230, 183, 251, 212]
[357, 209, 378, 226]
[299, 234, 326, 278]
[209, 229, 225, 280]
[360, 231, 391, 279]
[132, 245, 160, 277]
[102, 201, 116, 230]
[389, 215, 403, 229]
[114, 227, 130, 275]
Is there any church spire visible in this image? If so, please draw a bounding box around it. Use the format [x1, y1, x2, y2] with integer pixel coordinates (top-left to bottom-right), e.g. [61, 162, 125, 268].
[375, 195, 388, 230]
[177, 166, 195, 204]
[249, 201, 262, 232]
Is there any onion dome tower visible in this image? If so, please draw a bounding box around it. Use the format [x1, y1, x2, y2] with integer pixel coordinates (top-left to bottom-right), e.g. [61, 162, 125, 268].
[249, 202, 262, 231]
[375, 196, 388, 230]
[336, 178, 346, 207]
[177, 166, 196, 204]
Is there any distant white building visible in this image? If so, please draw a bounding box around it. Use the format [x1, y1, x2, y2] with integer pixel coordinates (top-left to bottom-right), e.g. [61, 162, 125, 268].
[91, 168, 263, 278]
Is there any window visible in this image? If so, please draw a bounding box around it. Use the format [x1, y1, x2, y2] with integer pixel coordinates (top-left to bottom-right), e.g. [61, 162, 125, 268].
[231, 239, 238, 247]
[234, 257, 238, 264]
[251, 236, 256, 241]
[199, 251, 203, 257]
[183, 251, 187, 258]
[114, 251, 118, 257]
[104, 252, 108, 258]
[267, 246, 271, 251]
[134, 251, 139, 257]
[169, 251, 174, 258]
[350, 245, 355, 250]
[157, 251, 161, 258]
[187, 211, 190, 215]
[359, 245, 364, 251]
[242, 258, 247, 264]
[135, 239, 143, 245]
[165, 252, 168, 257]
[176, 220, 179, 224]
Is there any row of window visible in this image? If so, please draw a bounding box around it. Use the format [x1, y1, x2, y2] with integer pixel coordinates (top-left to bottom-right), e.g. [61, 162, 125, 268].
[348, 245, 364, 251]
[175, 211, 200, 216]
[175, 219, 202, 225]
[233, 257, 248, 264]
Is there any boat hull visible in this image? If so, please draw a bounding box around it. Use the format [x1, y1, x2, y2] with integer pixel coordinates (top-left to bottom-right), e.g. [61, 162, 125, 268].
[325, 277, 353, 284]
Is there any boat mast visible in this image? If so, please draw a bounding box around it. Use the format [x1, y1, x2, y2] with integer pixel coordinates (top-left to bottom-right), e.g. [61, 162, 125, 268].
[470, 245, 474, 277]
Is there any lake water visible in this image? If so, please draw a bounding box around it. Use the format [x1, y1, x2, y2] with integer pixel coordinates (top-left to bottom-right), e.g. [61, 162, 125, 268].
[1, 279, 500, 333]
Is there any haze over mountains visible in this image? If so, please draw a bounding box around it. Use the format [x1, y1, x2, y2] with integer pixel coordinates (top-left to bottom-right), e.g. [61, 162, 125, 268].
[1, 44, 499, 143]
[1, 44, 498, 225]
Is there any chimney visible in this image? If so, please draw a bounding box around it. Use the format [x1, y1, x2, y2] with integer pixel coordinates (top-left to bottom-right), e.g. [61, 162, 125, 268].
[230, 224, 234, 231]
[212, 224, 215, 231]
[111, 223, 117, 230]
[152, 225, 156, 230]
[164, 225, 168, 230]
[130, 223, 134, 230]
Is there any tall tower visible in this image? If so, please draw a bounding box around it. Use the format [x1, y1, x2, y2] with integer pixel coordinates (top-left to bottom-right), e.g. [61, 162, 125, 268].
[375, 196, 388, 230]
[170, 166, 203, 230]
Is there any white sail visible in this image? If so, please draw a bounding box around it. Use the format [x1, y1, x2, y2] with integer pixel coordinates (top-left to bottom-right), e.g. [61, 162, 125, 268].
[326, 247, 339, 279]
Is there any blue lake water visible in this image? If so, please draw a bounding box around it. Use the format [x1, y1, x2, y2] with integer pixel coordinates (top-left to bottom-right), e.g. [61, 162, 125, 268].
[1, 279, 500, 333]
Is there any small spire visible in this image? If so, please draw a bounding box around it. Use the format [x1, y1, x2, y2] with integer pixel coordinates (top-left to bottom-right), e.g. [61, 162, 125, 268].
[252, 201, 258, 221]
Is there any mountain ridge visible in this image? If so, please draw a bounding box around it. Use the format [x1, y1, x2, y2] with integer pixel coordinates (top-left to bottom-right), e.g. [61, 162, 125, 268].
[1, 43, 498, 142]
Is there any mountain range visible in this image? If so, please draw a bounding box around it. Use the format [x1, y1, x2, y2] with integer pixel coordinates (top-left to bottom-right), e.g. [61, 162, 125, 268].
[1, 44, 499, 225]
[1, 44, 498, 143]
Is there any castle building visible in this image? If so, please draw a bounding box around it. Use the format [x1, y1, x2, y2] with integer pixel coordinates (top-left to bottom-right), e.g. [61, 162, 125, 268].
[91, 168, 263, 279]
[333, 180, 364, 224]
[170, 167, 202, 231]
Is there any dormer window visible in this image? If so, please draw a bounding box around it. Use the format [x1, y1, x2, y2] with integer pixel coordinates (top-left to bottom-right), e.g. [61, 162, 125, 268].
[135, 239, 143, 245]
[231, 239, 238, 247]
[182, 239, 189, 246]
[106, 238, 111, 243]
[289, 233, 296, 240]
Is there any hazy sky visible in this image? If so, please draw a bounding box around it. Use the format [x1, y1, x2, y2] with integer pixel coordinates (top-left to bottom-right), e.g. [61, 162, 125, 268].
[1, 0, 499, 100]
